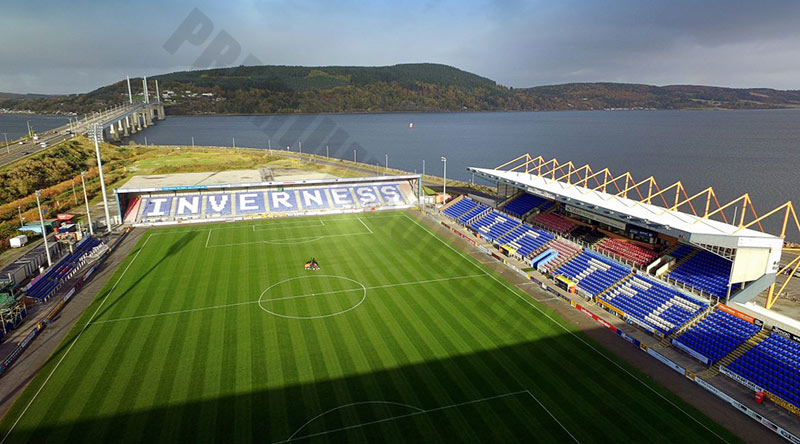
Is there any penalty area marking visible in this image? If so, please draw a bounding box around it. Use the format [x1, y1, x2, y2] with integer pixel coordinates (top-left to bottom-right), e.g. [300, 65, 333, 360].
[356, 217, 373, 234]
[253, 220, 325, 232]
[402, 214, 728, 443]
[287, 400, 424, 441]
[206, 231, 372, 248]
[143, 213, 405, 238]
[274, 390, 575, 443]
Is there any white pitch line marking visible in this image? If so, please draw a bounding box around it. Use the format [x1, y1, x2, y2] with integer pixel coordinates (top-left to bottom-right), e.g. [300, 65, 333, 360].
[91, 274, 488, 325]
[260, 274, 487, 304]
[145, 213, 405, 237]
[91, 300, 261, 325]
[0, 235, 153, 444]
[403, 214, 729, 444]
[274, 390, 530, 443]
[252, 221, 328, 232]
[206, 231, 372, 248]
[205, 228, 212, 248]
[357, 217, 373, 234]
[525, 390, 580, 443]
[288, 401, 423, 441]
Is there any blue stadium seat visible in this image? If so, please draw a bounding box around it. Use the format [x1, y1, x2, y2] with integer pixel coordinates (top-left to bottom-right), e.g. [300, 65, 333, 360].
[667, 248, 735, 298]
[457, 203, 489, 224]
[25, 236, 101, 301]
[601, 274, 707, 335]
[442, 198, 477, 220]
[502, 194, 548, 218]
[468, 211, 520, 242]
[727, 333, 800, 408]
[554, 250, 630, 298]
[496, 224, 554, 258]
[674, 309, 761, 364]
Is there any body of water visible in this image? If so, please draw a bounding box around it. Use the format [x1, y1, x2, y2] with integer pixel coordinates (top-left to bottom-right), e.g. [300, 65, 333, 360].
[130, 110, 800, 222]
[0, 114, 70, 140]
[5, 109, 798, 234]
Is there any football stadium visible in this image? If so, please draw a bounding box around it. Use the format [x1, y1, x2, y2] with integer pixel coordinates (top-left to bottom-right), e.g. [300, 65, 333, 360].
[1, 153, 799, 443]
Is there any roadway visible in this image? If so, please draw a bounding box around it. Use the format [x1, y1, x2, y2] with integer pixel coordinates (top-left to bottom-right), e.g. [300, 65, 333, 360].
[0, 102, 146, 168]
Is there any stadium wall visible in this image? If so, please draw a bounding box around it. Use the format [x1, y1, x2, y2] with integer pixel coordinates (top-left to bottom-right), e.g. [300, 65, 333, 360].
[118, 176, 419, 227]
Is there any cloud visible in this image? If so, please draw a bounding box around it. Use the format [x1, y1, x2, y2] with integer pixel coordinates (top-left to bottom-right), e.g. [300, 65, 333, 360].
[1, 0, 799, 94]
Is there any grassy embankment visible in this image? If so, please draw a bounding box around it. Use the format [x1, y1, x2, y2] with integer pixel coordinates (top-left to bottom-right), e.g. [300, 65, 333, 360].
[0, 139, 486, 264]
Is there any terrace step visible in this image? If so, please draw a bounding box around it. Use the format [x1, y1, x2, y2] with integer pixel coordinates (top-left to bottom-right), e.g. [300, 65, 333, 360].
[714, 329, 770, 371]
[667, 248, 700, 273]
[668, 302, 718, 340]
[596, 271, 635, 300]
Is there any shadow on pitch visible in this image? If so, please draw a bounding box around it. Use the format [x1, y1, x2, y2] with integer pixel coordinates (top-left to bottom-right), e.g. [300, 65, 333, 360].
[0, 327, 741, 444]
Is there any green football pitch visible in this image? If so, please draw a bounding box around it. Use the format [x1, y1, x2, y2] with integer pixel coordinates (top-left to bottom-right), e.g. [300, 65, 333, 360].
[0, 212, 739, 443]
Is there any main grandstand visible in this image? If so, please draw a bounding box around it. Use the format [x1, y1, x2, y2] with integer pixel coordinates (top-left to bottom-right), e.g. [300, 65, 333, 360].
[436, 153, 800, 426]
[114, 170, 420, 225]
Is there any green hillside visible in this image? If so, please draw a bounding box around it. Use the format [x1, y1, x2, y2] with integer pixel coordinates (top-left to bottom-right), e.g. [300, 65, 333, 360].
[3, 63, 800, 115]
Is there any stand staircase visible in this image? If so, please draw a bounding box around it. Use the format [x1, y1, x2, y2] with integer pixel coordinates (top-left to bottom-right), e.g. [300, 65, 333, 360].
[700, 328, 770, 377]
[667, 303, 718, 341]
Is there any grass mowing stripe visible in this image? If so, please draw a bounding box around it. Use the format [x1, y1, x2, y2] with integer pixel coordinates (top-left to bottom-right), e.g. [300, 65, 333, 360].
[0, 235, 154, 444]
[321, 237, 431, 425]
[401, 214, 734, 443]
[355, 286, 455, 442]
[414, 282, 582, 440]
[395, 284, 518, 435]
[0, 212, 741, 443]
[374, 288, 487, 438]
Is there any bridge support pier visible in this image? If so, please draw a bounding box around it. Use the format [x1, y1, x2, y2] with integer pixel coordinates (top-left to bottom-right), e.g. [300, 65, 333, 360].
[156, 105, 165, 120]
[144, 110, 152, 127]
[128, 115, 138, 134]
[122, 117, 130, 137]
[109, 123, 120, 142]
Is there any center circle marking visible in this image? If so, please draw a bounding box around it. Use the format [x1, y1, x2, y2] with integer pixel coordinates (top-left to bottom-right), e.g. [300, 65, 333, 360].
[257, 275, 367, 320]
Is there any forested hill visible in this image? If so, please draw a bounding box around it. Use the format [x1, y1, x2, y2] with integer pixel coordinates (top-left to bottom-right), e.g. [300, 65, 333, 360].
[3, 63, 800, 115]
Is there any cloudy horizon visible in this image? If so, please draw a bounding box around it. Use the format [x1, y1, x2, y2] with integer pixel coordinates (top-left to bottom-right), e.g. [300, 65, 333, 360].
[2, 0, 800, 95]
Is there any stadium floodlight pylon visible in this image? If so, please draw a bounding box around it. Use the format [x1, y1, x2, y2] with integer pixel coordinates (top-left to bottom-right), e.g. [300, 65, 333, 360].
[494, 153, 800, 309]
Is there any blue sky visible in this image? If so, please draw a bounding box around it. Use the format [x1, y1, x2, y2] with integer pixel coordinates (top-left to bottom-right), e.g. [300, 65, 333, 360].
[2, 0, 800, 94]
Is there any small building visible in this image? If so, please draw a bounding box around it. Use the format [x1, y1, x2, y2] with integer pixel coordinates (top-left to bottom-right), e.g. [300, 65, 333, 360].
[9, 235, 27, 248]
[18, 224, 43, 235]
